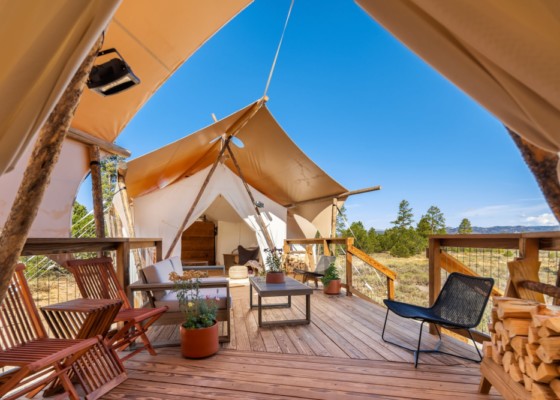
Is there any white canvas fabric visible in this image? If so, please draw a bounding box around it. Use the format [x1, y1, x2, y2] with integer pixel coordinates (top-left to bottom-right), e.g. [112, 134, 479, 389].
[0, 138, 90, 237]
[134, 163, 287, 260]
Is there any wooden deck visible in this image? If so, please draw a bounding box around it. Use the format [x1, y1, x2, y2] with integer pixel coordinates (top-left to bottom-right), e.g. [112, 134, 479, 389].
[104, 283, 502, 399]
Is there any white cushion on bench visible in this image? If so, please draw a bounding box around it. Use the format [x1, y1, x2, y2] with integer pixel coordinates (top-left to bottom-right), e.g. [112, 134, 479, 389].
[142, 258, 181, 300]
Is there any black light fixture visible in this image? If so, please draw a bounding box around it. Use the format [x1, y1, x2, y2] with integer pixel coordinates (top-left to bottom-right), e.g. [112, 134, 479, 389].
[87, 48, 140, 96]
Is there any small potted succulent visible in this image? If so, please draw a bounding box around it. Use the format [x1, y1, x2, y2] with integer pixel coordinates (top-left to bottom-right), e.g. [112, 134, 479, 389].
[321, 262, 341, 295]
[264, 248, 285, 283]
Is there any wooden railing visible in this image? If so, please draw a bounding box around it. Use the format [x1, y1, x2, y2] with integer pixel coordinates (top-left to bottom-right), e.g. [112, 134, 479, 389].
[22, 237, 162, 306]
[283, 237, 397, 300]
[428, 232, 560, 341]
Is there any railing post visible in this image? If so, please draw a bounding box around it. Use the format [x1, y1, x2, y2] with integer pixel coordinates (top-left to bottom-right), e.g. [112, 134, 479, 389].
[428, 237, 441, 335]
[387, 277, 394, 300]
[346, 238, 353, 296]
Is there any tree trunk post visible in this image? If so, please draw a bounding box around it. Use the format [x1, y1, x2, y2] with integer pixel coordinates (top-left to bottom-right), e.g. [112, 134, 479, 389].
[89, 145, 105, 238]
[508, 127, 560, 222]
[0, 36, 104, 305]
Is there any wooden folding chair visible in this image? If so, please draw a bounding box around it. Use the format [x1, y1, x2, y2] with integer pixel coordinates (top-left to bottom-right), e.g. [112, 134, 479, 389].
[65, 257, 168, 361]
[0, 264, 126, 400]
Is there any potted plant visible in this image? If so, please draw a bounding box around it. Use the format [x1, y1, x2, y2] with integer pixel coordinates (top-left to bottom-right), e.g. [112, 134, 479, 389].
[321, 263, 341, 295]
[169, 270, 219, 358]
[264, 248, 285, 283]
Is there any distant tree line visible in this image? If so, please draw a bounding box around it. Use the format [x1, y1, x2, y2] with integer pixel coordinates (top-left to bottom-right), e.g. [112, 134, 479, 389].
[338, 200, 473, 257]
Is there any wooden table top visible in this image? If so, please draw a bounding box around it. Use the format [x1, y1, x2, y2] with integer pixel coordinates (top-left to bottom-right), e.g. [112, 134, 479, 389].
[41, 298, 122, 312]
[250, 276, 313, 296]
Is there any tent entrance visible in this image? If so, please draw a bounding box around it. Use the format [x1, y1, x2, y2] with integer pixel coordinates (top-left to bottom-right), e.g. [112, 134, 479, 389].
[188, 195, 260, 267]
[181, 220, 216, 266]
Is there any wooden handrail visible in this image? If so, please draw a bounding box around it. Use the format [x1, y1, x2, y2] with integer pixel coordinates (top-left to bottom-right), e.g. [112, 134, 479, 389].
[440, 251, 504, 297]
[347, 245, 396, 300]
[283, 237, 396, 300]
[347, 245, 396, 280]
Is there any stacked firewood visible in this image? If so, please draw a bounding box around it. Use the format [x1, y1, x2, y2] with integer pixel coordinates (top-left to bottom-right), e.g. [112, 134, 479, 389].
[487, 297, 560, 399]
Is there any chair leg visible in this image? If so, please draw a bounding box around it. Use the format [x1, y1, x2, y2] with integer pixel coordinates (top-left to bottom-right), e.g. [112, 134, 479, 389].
[382, 310, 482, 367]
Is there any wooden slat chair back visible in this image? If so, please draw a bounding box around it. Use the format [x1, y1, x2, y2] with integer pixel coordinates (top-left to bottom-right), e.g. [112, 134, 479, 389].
[0, 264, 127, 400]
[65, 257, 168, 361]
[66, 256, 131, 309]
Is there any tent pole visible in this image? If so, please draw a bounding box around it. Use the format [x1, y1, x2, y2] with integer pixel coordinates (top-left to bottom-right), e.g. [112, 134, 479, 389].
[89, 145, 106, 238]
[164, 98, 268, 259]
[0, 36, 104, 304]
[330, 198, 338, 255]
[117, 163, 143, 269]
[284, 186, 381, 208]
[225, 143, 276, 250]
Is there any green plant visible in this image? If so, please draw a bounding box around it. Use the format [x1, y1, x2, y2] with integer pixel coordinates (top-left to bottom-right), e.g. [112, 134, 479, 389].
[169, 270, 218, 329]
[321, 263, 340, 286]
[265, 248, 284, 272]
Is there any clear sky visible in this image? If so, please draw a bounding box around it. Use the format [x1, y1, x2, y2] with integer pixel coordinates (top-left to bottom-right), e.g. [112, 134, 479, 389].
[78, 0, 555, 230]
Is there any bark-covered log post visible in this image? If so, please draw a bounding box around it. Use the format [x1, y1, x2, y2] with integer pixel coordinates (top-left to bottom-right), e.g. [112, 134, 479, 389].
[508, 127, 560, 222]
[89, 145, 106, 237]
[0, 36, 104, 305]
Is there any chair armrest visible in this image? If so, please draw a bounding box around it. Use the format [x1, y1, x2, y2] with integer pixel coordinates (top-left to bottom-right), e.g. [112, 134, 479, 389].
[129, 280, 229, 292]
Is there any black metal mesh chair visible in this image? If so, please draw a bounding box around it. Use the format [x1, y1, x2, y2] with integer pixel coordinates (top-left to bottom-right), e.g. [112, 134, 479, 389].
[382, 272, 494, 367]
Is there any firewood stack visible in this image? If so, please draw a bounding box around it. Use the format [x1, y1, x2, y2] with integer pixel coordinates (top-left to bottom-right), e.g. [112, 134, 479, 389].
[487, 297, 560, 399]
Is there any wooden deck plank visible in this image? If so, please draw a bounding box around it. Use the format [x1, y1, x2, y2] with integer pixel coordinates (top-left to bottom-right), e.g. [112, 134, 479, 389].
[127, 282, 505, 399]
[110, 350, 502, 400]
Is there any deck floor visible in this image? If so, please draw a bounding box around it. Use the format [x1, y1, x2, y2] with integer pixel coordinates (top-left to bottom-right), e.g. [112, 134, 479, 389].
[104, 282, 502, 399]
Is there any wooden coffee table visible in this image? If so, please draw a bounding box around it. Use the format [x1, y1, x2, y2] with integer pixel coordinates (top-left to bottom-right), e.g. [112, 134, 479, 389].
[249, 276, 313, 327]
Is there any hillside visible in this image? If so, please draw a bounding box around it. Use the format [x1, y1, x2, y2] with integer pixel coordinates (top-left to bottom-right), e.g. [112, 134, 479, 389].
[445, 225, 560, 234]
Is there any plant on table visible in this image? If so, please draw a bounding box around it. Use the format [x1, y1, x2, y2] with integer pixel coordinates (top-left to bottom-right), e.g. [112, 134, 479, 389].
[264, 248, 284, 272]
[264, 248, 285, 283]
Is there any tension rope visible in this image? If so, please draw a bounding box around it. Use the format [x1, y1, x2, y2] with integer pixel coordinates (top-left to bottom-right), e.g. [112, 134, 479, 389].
[263, 0, 295, 97]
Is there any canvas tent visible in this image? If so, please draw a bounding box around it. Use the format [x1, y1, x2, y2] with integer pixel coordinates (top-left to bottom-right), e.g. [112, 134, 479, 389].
[123, 100, 349, 261]
[356, 0, 560, 178]
[0, 0, 252, 237]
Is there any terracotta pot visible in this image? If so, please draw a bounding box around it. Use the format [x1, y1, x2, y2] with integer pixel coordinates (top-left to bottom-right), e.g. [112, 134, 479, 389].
[265, 271, 285, 284]
[180, 321, 219, 359]
[323, 279, 341, 295]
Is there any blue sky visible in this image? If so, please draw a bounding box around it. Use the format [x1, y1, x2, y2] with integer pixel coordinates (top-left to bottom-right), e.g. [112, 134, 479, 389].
[78, 0, 555, 230]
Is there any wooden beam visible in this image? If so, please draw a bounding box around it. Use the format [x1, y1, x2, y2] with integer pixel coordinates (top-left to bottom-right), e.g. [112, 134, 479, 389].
[0, 36, 104, 305]
[68, 128, 131, 158]
[226, 143, 275, 250]
[165, 97, 268, 259]
[284, 186, 381, 208]
[89, 145, 105, 238]
[518, 280, 560, 299]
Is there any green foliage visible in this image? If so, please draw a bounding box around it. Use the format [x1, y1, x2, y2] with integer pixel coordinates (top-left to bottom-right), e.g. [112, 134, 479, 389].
[336, 205, 348, 236]
[458, 218, 473, 234]
[391, 200, 414, 229]
[422, 206, 447, 235]
[416, 216, 432, 239]
[264, 248, 284, 272]
[100, 155, 124, 206]
[170, 270, 218, 329]
[71, 201, 95, 238]
[321, 263, 340, 286]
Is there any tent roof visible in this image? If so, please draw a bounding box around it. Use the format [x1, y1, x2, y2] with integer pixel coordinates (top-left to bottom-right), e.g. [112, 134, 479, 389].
[356, 0, 560, 155]
[126, 101, 348, 222]
[71, 0, 252, 144]
[0, 0, 251, 175]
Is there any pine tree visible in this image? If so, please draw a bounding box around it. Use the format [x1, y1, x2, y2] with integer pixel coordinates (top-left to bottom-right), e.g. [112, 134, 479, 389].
[458, 218, 473, 234]
[421, 206, 447, 235]
[391, 200, 414, 229]
[335, 205, 348, 236]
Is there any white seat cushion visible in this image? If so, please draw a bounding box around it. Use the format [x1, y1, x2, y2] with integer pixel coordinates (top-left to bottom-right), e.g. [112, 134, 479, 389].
[142, 259, 176, 300]
[169, 256, 183, 273]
